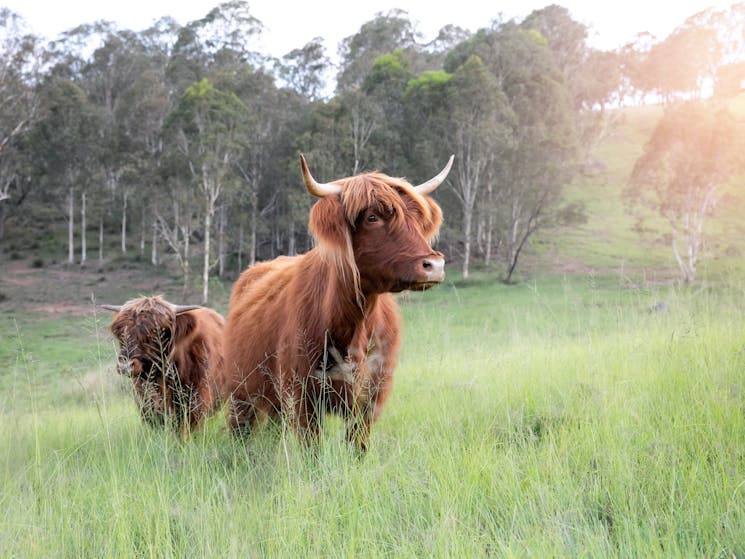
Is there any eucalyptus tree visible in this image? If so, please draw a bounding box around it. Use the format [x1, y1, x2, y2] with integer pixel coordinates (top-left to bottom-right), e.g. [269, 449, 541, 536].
[621, 5, 736, 104]
[295, 97, 354, 184]
[336, 10, 420, 174]
[445, 22, 577, 282]
[627, 101, 744, 284]
[358, 50, 414, 172]
[276, 37, 330, 101]
[447, 57, 514, 273]
[154, 171, 200, 295]
[116, 18, 181, 263]
[404, 61, 492, 278]
[81, 25, 153, 256]
[164, 0, 260, 95]
[0, 9, 40, 240]
[192, 0, 264, 64]
[336, 9, 420, 93]
[411, 54, 512, 281]
[645, 25, 721, 102]
[164, 78, 249, 303]
[618, 32, 659, 104]
[229, 68, 297, 267]
[167, 0, 263, 93]
[669, 2, 745, 100]
[492, 25, 577, 282]
[520, 6, 619, 169]
[31, 77, 100, 264]
[188, 1, 283, 270]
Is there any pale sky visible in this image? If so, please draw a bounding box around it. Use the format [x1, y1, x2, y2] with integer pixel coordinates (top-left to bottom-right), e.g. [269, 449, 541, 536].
[1, 0, 735, 57]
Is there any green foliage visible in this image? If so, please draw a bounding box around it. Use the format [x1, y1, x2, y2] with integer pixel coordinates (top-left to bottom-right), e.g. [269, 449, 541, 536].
[367, 50, 409, 80]
[405, 69, 451, 94]
[336, 9, 420, 93]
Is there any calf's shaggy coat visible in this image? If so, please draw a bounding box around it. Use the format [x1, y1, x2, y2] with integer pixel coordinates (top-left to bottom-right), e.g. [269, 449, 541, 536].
[103, 296, 225, 434]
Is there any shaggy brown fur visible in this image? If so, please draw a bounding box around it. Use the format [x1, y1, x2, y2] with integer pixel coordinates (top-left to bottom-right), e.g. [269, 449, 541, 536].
[217, 159, 447, 451]
[105, 296, 225, 435]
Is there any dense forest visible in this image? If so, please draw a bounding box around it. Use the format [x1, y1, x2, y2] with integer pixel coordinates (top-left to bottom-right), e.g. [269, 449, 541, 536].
[1, 1, 744, 301]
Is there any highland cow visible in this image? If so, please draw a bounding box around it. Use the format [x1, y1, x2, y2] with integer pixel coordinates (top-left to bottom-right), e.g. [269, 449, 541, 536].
[218, 154, 451, 451]
[102, 296, 224, 435]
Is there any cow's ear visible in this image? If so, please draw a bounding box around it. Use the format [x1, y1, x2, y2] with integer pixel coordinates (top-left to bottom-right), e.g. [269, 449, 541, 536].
[308, 196, 349, 248]
[174, 312, 196, 340]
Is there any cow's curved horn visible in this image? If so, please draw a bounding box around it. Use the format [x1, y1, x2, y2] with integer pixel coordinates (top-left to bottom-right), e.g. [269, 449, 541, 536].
[100, 304, 122, 312]
[413, 155, 454, 194]
[300, 154, 342, 198]
[171, 304, 201, 315]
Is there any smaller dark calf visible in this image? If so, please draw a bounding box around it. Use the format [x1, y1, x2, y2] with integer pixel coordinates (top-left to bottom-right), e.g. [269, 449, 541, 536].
[102, 296, 225, 435]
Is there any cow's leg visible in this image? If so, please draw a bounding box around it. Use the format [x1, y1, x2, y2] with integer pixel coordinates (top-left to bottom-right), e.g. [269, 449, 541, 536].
[227, 397, 259, 437]
[283, 373, 323, 447]
[344, 341, 395, 453]
[293, 397, 322, 448]
[184, 380, 214, 434]
[345, 406, 373, 453]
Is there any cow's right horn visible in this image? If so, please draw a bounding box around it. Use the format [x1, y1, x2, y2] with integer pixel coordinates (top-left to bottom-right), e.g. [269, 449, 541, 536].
[300, 154, 342, 198]
[413, 155, 454, 194]
[100, 304, 122, 312]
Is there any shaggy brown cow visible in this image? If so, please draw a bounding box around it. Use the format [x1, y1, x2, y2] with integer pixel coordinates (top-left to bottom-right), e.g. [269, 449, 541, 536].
[102, 296, 225, 435]
[218, 154, 452, 451]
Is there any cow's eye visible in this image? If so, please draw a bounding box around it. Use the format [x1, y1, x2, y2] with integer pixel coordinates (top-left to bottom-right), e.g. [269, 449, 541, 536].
[367, 214, 378, 223]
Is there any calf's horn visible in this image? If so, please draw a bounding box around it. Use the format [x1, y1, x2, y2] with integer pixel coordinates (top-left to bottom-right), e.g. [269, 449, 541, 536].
[171, 304, 201, 315]
[413, 155, 454, 194]
[100, 304, 122, 312]
[300, 154, 342, 198]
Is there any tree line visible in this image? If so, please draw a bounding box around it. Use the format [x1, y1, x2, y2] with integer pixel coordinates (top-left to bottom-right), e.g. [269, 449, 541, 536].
[1, 1, 744, 300]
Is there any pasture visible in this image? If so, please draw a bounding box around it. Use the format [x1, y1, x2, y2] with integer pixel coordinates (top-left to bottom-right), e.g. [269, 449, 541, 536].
[1, 268, 743, 557]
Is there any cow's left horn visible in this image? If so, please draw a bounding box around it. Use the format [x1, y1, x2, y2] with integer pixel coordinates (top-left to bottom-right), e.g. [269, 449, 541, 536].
[413, 155, 454, 194]
[300, 154, 342, 198]
[171, 304, 201, 315]
[100, 304, 122, 312]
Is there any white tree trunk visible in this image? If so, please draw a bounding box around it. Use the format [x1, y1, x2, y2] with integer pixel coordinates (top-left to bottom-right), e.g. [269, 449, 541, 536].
[121, 190, 128, 254]
[80, 191, 87, 265]
[140, 205, 146, 256]
[151, 221, 158, 266]
[288, 219, 296, 256]
[98, 216, 104, 263]
[218, 203, 226, 278]
[249, 203, 257, 267]
[183, 224, 190, 298]
[67, 188, 74, 264]
[202, 208, 212, 304]
[485, 212, 493, 266]
[462, 208, 472, 281]
[0, 202, 7, 241]
[237, 223, 244, 273]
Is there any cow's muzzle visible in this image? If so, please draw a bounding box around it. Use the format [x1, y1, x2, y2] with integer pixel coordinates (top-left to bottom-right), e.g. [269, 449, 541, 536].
[412, 254, 445, 290]
[117, 357, 147, 376]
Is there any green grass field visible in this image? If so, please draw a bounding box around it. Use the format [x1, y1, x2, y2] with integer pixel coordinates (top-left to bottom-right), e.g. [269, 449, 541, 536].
[1, 273, 743, 558]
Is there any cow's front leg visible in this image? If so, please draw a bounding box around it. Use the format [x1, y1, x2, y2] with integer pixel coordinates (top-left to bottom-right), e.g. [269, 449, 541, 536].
[345, 404, 374, 453]
[282, 370, 323, 447]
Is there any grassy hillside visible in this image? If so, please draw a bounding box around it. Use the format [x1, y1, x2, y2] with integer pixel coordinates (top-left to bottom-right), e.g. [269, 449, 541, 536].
[534, 97, 745, 282]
